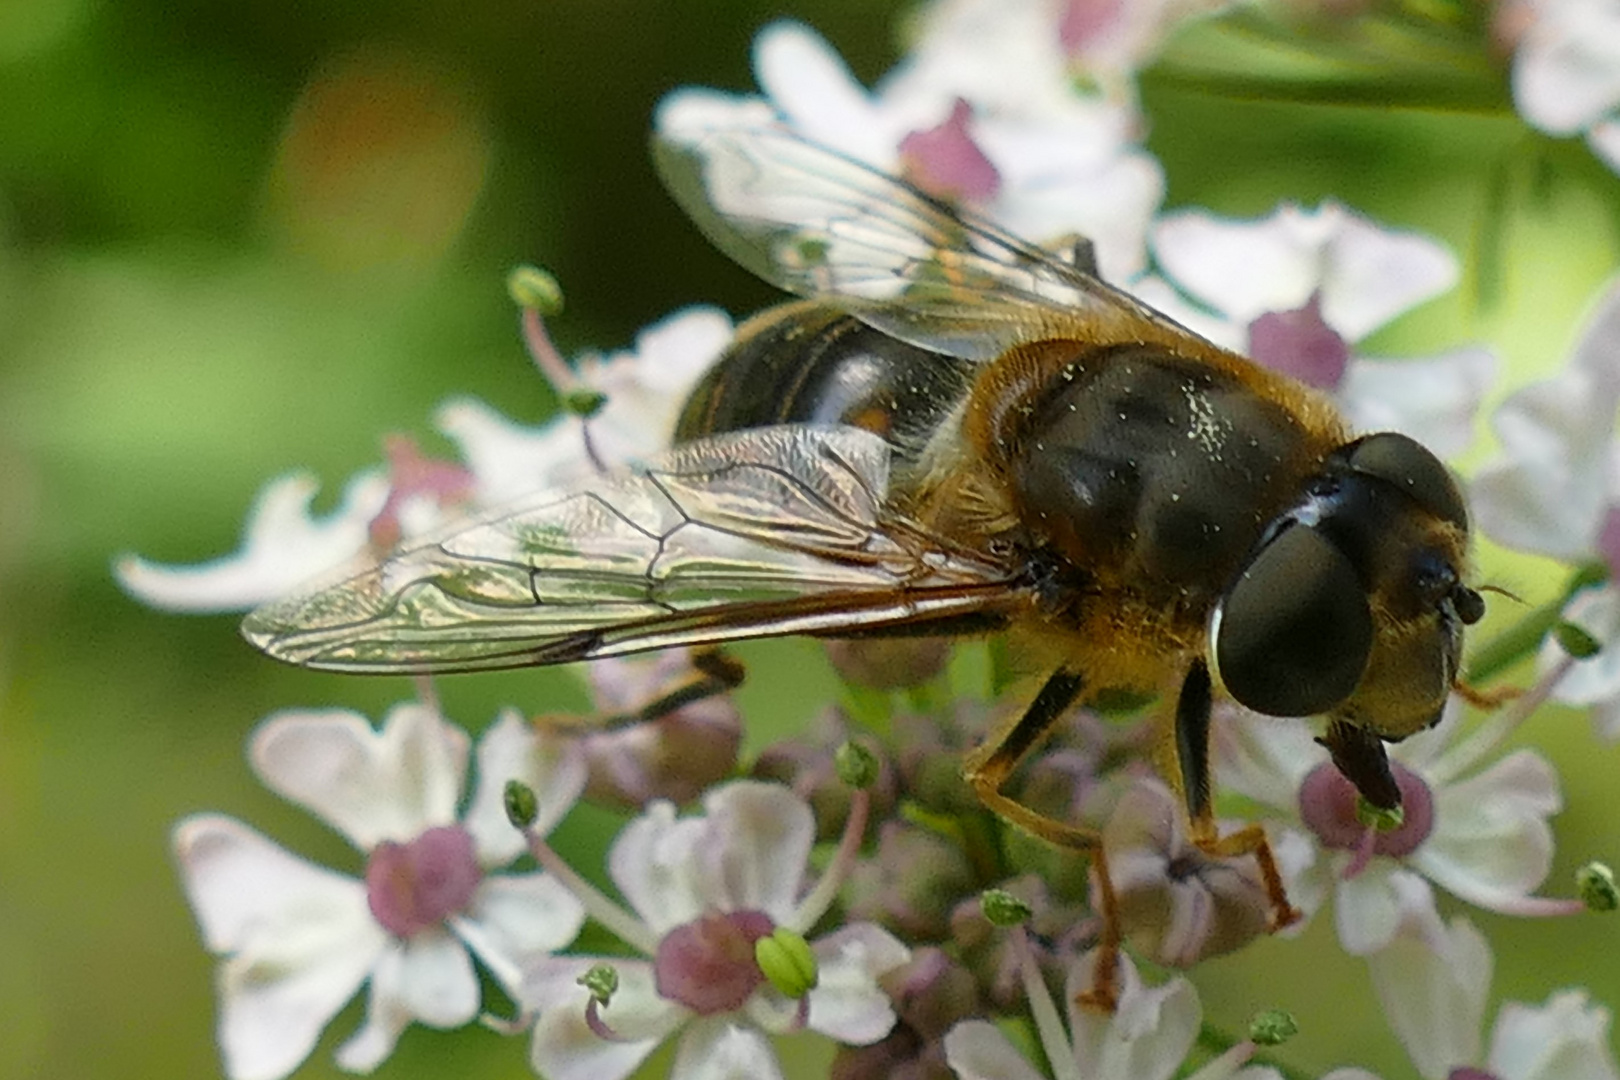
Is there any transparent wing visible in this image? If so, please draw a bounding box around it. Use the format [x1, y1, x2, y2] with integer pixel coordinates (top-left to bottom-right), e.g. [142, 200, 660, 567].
[653, 93, 1191, 361]
[241, 425, 1022, 673]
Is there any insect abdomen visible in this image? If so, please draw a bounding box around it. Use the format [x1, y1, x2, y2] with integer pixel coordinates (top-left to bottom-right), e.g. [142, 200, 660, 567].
[674, 301, 973, 461]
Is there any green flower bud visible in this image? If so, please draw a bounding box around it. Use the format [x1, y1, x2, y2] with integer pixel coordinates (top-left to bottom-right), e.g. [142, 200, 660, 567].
[564, 388, 608, 419]
[507, 264, 564, 315]
[1249, 1008, 1299, 1046]
[503, 779, 539, 830]
[979, 888, 1032, 928]
[1577, 862, 1618, 913]
[834, 740, 879, 790]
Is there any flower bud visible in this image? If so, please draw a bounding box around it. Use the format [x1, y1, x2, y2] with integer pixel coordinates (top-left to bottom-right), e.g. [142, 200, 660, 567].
[504, 779, 539, 830]
[563, 388, 608, 419]
[847, 821, 975, 940]
[835, 740, 880, 790]
[507, 264, 564, 314]
[579, 652, 742, 809]
[1577, 861, 1618, 912]
[752, 711, 896, 842]
[979, 888, 1032, 928]
[1250, 1008, 1299, 1046]
[823, 637, 950, 689]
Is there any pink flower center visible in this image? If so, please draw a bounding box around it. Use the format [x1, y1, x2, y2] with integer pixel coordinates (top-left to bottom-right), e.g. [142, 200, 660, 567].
[653, 910, 775, 1015]
[899, 99, 1000, 205]
[1448, 1070, 1498, 1080]
[365, 825, 481, 937]
[368, 434, 477, 551]
[1058, 0, 1125, 56]
[1298, 759, 1434, 859]
[1246, 294, 1350, 389]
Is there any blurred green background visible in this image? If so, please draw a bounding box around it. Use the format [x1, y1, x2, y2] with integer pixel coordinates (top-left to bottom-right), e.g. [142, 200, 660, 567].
[2, 1, 1618, 1078]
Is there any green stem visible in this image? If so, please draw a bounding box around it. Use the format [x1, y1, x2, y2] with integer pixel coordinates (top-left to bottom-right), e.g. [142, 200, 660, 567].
[1466, 562, 1610, 684]
[1196, 1023, 1312, 1080]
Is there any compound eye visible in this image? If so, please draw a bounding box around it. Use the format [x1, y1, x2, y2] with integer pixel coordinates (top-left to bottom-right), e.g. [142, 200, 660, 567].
[1345, 432, 1468, 531]
[1214, 525, 1374, 717]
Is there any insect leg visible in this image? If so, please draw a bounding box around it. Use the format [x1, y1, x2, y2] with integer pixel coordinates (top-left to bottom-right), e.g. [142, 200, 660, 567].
[1177, 661, 1302, 931]
[963, 667, 1124, 1012]
[562, 647, 746, 733]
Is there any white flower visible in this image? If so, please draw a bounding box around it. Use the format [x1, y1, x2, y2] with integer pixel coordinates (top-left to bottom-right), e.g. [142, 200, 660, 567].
[1367, 879, 1620, 1080]
[520, 780, 909, 1080]
[1143, 201, 1494, 457]
[173, 703, 586, 1080]
[115, 470, 388, 612]
[664, 18, 1164, 283]
[1472, 276, 1620, 738]
[943, 946, 1278, 1080]
[437, 305, 733, 505]
[1214, 700, 1569, 955]
[1509, 0, 1620, 173]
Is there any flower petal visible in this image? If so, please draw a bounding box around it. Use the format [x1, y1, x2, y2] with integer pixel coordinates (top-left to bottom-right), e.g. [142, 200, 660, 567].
[436, 308, 732, 505]
[335, 931, 479, 1071]
[1338, 347, 1496, 458]
[802, 923, 911, 1044]
[1153, 203, 1456, 341]
[1067, 948, 1200, 1080]
[671, 1018, 785, 1080]
[1129, 275, 1245, 350]
[1512, 1, 1620, 134]
[1487, 990, 1620, 1080]
[943, 1019, 1048, 1080]
[696, 781, 816, 920]
[115, 470, 387, 612]
[173, 815, 384, 1080]
[1212, 706, 1321, 811]
[1471, 278, 1620, 559]
[610, 800, 709, 934]
[463, 708, 586, 864]
[250, 703, 469, 849]
[753, 21, 901, 163]
[451, 872, 586, 995]
[1316, 208, 1457, 341]
[1543, 587, 1620, 720]
[1413, 750, 1560, 912]
[1366, 892, 1489, 1080]
[1335, 863, 1426, 956]
[524, 958, 680, 1080]
[434, 396, 585, 506]
[1153, 205, 1322, 324]
[979, 116, 1164, 281]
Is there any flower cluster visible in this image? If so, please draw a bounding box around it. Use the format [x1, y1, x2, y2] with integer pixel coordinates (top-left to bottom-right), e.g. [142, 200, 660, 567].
[124, 3, 1620, 1080]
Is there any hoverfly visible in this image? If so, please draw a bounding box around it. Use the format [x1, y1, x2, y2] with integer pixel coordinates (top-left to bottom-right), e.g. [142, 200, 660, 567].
[242, 104, 1485, 1009]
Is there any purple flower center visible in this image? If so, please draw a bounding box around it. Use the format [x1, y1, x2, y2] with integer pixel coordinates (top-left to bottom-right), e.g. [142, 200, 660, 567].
[1448, 1070, 1499, 1080]
[899, 99, 1000, 205]
[1298, 759, 1434, 859]
[653, 910, 775, 1015]
[1246, 294, 1350, 389]
[365, 825, 481, 937]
